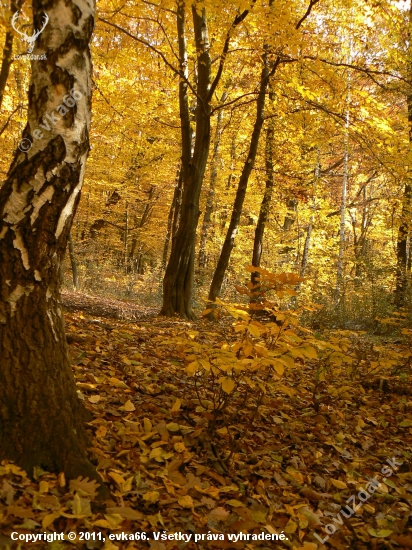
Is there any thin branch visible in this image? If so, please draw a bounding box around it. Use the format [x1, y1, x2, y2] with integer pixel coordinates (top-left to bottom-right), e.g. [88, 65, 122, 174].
[99, 17, 201, 101]
[0, 105, 21, 136]
[208, 2, 257, 100]
[142, 0, 177, 15]
[99, 17, 179, 76]
[296, 0, 321, 30]
[92, 78, 125, 119]
[303, 55, 407, 84]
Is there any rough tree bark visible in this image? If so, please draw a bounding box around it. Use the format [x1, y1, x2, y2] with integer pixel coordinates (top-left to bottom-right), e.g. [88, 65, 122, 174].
[0, 0, 103, 487]
[250, 108, 275, 299]
[0, 0, 24, 110]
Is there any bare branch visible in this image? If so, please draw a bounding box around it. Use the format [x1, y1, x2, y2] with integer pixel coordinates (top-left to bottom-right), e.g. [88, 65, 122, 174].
[296, 0, 321, 30]
[99, 17, 201, 101]
[208, 2, 257, 100]
[0, 105, 21, 136]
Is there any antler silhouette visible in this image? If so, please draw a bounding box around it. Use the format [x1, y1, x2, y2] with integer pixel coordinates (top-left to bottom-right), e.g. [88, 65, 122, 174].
[12, 12, 49, 53]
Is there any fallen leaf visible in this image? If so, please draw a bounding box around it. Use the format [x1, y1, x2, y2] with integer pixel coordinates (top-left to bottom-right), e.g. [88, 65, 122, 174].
[124, 400, 136, 411]
[177, 495, 193, 508]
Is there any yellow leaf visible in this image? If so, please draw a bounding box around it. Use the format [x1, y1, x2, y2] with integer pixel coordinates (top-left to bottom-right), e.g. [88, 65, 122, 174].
[143, 418, 152, 433]
[284, 518, 298, 533]
[108, 471, 126, 489]
[278, 384, 295, 396]
[143, 491, 160, 504]
[124, 400, 135, 412]
[96, 425, 107, 437]
[72, 494, 92, 517]
[178, 495, 194, 508]
[302, 345, 318, 359]
[39, 481, 49, 494]
[166, 422, 180, 432]
[174, 442, 186, 452]
[108, 377, 129, 389]
[186, 361, 199, 375]
[150, 448, 163, 459]
[42, 511, 60, 530]
[171, 398, 182, 412]
[221, 377, 235, 394]
[226, 499, 244, 507]
[89, 395, 100, 404]
[247, 324, 261, 337]
[368, 528, 393, 538]
[216, 427, 228, 435]
[273, 362, 284, 376]
[331, 479, 348, 490]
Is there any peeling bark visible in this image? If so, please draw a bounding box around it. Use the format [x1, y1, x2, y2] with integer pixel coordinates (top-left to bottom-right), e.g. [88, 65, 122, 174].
[0, 0, 105, 491]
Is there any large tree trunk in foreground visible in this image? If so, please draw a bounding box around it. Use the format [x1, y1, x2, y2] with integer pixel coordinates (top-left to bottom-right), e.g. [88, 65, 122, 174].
[208, 63, 268, 304]
[0, 0, 102, 487]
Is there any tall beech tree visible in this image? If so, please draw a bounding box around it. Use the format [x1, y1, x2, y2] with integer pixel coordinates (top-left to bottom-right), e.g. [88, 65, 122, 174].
[0, 0, 102, 484]
[250, 97, 275, 298]
[208, 61, 270, 305]
[161, 3, 253, 318]
[208, 0, 320, 306]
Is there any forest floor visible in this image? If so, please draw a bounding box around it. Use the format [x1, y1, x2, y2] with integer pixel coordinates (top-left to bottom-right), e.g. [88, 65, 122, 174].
[0, 291, 412, 550]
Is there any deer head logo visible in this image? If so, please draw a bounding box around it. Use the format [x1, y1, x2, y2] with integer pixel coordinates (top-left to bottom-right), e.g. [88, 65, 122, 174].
[11, 11, 49, 54]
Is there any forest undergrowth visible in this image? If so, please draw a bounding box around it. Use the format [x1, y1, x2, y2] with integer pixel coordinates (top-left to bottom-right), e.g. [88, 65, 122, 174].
[1, 270, 412, 550]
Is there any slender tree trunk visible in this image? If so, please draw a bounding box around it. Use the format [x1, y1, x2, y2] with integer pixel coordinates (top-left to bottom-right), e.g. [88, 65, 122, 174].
[283, 199, 298, 230]
[0, 0, 24, 110]
[395, 183, 412, 307]
[395, 3, 412, 308]
[198, 93, 227, 268]
[208, 63, 269, 304]
[124, 200, 129, 269]
[336, 81, 350, 297]
[250, 108, 274, 299]
[300, 154, 319, 279]
[353, 185, 368, 282]
[0, 0, 104, 488]
[68, 233, 79, 290]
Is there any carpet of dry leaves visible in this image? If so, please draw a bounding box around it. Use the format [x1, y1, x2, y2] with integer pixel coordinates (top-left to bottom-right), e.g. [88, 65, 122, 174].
[0, 293, 411, 550]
